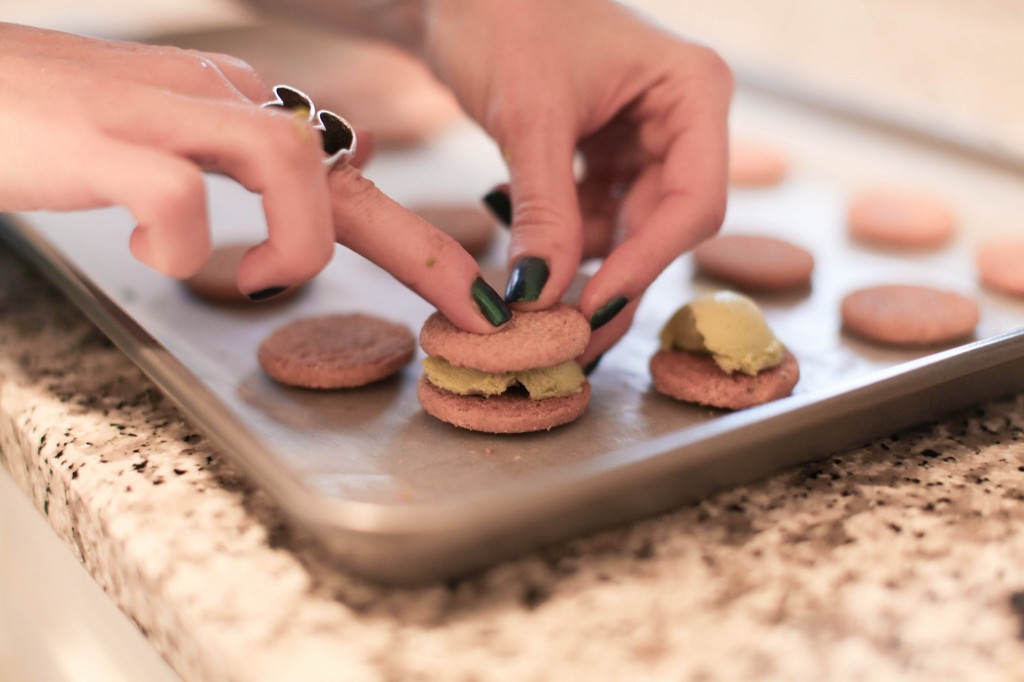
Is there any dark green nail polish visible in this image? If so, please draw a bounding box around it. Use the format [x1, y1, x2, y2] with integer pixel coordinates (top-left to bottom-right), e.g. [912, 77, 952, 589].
[505, 257, 549, 303]
[247, 286, 288, 302]
[482, 188, 512, 226]
[590, 296, 628, 330]
[471, 277, 512, 326]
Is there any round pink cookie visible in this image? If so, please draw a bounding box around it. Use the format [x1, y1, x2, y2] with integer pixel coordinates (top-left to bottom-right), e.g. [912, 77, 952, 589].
[650, 349, 800, 410]
[729, 137, 790, 187]
[184, 243, 305, 304]
[694, 234, 814, 292]
[847, 188, 956, 249]
[258, 314, 415, 388]
[840, 285, 978, 347]
[976, 236, 1024, 297]
[418, 376, 590, 433]
[420, 304, 590, 373]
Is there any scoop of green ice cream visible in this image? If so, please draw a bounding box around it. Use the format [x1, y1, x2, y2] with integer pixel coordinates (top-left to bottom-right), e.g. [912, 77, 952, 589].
[422, 357, 585, 400]
[659, 291, 784, 375]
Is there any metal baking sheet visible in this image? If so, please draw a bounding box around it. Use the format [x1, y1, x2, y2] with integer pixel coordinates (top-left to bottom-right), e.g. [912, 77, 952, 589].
[4, 89, 1024, 584]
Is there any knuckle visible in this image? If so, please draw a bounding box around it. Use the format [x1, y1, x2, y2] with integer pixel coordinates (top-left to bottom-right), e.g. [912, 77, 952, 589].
[688, 44, 734, 88]
[198, 49, 257, 76]
[147, 164, 204, 214]
[199, 50, 268, 96]
[328, 167, 381, 240]
[511, 201, 581, 252]
[165, 46, 223, 78]
[259, 113, 320, 164]
[511, 198, 575, 234]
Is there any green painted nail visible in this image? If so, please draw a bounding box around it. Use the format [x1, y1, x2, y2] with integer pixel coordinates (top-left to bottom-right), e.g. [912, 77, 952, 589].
[505, 257, 549, 303]
[471, 277, 512, 326]
[590, 296, 628, 330]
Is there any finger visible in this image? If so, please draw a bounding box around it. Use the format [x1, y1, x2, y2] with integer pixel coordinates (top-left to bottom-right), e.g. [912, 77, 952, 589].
[327, 166, 511, 332]
[101, 91, 336, 295]
[3, 122, 211, 278]
[349, 129, 376, 169]
[498, 112, 583, 309]
[233, 111, 335, 296]
[69, 39, 270, 105]
[579, 103, 729, 332]
[74, 138, 211, 277]
[188, 49, 270, 103]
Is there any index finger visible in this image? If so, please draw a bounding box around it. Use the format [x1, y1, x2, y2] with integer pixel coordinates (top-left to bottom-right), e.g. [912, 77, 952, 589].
[326, 166, 512, 333]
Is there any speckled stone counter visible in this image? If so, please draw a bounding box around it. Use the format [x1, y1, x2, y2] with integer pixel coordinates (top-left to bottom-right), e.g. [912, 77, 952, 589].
[4, 244, 1024, 681]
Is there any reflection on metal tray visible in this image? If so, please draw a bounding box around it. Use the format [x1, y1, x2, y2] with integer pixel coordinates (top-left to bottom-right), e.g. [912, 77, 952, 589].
[3, 89, 1024, 584]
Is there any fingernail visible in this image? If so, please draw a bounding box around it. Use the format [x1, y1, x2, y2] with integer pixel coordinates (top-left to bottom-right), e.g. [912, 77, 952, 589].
[505, 257, 549, 303]
[583, 354, 604, 376]
[471, 277, 512, 326]
[247, 286, 288, 302]
[590, 296, 628, 330]
[482, 188, 512, 226]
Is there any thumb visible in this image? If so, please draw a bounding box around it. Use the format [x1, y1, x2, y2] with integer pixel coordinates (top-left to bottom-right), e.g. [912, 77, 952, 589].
[494, 117, 583, 310]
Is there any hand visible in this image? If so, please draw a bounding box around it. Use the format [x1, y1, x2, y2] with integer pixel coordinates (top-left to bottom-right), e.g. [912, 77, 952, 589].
[421, 0, 733, 364]
[0, 23, 516, 329]
[0, 23, 338, 296]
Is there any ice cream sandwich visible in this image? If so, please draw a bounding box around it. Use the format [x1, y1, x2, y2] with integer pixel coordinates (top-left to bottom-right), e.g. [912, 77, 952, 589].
[417, 304, 591, 433]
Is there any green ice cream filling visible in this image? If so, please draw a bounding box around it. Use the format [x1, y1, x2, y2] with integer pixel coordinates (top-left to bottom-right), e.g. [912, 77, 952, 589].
[422, 357, 585, 400]
[659, 291, 784, 375]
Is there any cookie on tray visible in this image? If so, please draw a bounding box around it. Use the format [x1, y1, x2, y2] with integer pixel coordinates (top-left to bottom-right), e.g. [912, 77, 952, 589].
[258, 314, 415, 389]
[418, 304, 591, 433]
[728, 137, 790, 187]
[184, 243, 305, 305]
[841, 284, 978, 347]
[976, 236, 1024, 297]
[651, 347, 800, 411]
[847, 188, 956, 249]
[650, 291, 799, 410]
[694, 234, 814, 292]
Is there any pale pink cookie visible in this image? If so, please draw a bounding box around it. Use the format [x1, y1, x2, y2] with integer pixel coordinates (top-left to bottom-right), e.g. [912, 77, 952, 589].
[418, 376, 590, 434]
[650, 349, 800, 410]
[847, 188, 956, 249]
[694, 234, 814, 292]
[184, 243, 305, 305]
[420, 304, 590, 374]
[976, 236, 1024, 297]
[258, 314, 415, 389]
[728, 137, 790, 187]
[841, 285, 978, 347]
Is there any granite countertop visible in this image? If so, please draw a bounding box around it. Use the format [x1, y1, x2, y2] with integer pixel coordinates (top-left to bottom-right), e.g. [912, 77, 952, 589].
[5, 2, 1024, 678]
[4, 239, 1024, 680]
